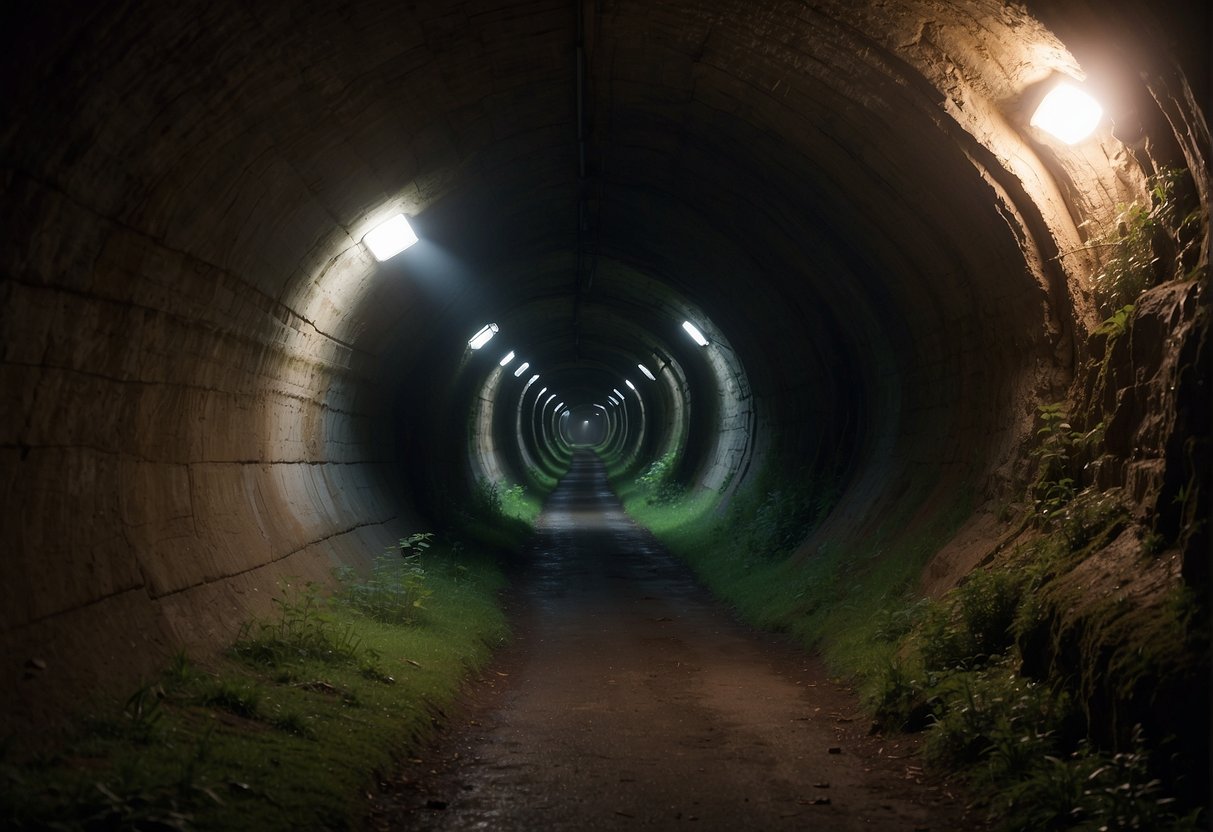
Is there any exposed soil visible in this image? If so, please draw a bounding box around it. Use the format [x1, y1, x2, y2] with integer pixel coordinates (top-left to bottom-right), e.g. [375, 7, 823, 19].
[369, 452, 980, 831]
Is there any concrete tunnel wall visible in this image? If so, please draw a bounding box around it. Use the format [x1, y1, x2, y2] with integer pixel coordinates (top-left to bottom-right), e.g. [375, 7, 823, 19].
[1, 0, 1207, 728]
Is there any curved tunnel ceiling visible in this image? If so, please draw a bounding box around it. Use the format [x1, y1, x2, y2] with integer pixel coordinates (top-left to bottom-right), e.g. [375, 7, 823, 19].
[1, 0, 1207, 718]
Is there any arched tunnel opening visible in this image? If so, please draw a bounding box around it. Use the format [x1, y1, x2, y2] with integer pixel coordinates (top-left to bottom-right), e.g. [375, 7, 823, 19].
[1, 1, 1208, 828]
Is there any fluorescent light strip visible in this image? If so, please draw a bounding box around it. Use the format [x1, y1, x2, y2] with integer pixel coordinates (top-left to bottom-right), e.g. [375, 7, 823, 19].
[638, 363, 656, 381]
[468, 323, 499, 350]
[682, 320, 709, 347]
[513, 361, 530, 377]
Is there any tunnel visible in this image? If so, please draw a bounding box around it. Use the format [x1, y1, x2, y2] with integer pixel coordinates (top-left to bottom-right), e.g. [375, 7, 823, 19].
[1, 0, 1209, 828]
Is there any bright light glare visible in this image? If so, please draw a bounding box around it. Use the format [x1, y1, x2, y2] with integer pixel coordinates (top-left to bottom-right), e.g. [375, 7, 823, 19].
[608, 395, 618, 405]
[468, 323, 499, 350]
[499, 350, 515, 366]
[528, 374, 540, 385]
[613, 388, 625, 399]
[363, 214, 418, 261]
[538, 387, 548, 397]
[555, 402, 565, 411]
[625, 379, 636, 391]
[638, 363, 656, 381]
[1030, 83, 1103, 144]
[513, 361, 530, 378]
[682, 320, 709, 347]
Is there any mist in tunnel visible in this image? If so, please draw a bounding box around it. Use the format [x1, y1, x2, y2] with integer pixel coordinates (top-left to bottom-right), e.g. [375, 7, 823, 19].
[0, 0, 1208, 825]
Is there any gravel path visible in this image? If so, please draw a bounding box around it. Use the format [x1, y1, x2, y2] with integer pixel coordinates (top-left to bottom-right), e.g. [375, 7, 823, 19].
[370, 452, 975, 831]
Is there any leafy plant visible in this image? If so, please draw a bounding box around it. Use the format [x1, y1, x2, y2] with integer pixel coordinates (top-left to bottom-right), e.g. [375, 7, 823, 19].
[122, 682, 166, 744]
[1093, 303, 1135, 338]
[919, 570, 1023, 672]
[397, 531, 434, 558]
[335, 551, 433, 625]
[1029, 403, 1103, 521]
[233, 581, 364, 667]
[1087, 168, 1202, 316]
[637, 451, 677, 490]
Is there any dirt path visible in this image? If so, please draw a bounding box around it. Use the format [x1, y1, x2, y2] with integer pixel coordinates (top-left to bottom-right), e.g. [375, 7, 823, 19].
[370, 452, 976, 830]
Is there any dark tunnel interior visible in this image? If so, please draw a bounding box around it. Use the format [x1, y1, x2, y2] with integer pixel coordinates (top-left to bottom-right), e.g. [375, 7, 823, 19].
[1, 0, 1209, 827]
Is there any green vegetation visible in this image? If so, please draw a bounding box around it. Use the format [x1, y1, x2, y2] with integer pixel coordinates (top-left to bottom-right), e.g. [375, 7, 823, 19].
[1083, 167, 1203, 317]
[622, 441, 1204, 828]
[455, 478, 543, 551]
[1, 540, 509, 831]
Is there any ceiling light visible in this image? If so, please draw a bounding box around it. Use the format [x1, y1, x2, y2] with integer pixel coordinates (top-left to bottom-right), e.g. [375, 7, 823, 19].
[638, 363, 656, 381]
[538, 386, 548, 397]
[528, 374, 540, 385]
[613, 388, 625, 399]
[363, 214, 418, 261]
[1030, 83, 1103, 144]
[682, 320, 709, 347]
[607, 396, 618, 405]
[468, 323, 499, 350]
[513, 361, 530, 377]
[499, 350, 515, 366]
[625, 379, 636, 391]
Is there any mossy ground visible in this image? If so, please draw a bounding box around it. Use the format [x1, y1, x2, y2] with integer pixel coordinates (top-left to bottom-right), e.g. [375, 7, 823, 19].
[618, 468, 1206, 831]
[1, 551, 509, 831]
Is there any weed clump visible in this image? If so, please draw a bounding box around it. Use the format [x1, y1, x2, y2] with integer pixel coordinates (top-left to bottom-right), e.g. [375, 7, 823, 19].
[233, 580, 364, 668]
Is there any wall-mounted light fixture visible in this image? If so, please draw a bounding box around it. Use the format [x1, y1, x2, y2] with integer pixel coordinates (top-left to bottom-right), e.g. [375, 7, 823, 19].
[528, 374, 540, 385]
[468, 323, 499, 350]
[1031, 82, 1103, 144]
[637, 363, 656, 381]
[682, 320, 709, 347]
[363, 214, 418, 261]
[499, 350, 516, 366]
[624, 379, 637, 391]
[513, 361, 530, 377]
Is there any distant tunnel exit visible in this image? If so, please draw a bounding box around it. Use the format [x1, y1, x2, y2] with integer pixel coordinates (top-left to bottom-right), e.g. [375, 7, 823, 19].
[562, 406, 608, 447]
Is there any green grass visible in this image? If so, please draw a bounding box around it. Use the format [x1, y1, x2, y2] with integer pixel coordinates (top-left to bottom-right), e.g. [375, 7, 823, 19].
[619, 466, 1205, 831]
[1, 551, 509, 831]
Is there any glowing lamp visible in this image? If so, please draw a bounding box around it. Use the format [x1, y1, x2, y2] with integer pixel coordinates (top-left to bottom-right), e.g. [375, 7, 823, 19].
[638, 363, 656, 381]
[1031, 83, 1103, 144]
[624, 379, 637, 391]
[513, 362, 530, 377]
[682, 320, 709, 346]
[499, 350, 516, 366]
[363, 214, 418, 261]
[468, 323, 499, 350]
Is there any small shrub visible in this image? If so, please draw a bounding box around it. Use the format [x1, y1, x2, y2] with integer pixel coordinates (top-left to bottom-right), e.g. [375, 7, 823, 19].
[873, 597, 932, 643]
[919, 570, 1022, 672]
[1088, 167, 1202, 316]
[868, 659, 935, 732]
[335, 551, 433, 625]
[121, 682, 166, 744]
[233, 581, 363, 667]
[636, 451, 677, 490]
